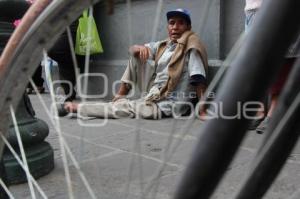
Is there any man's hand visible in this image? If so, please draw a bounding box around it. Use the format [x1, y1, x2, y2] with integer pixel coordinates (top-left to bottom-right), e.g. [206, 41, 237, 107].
[195, 84, 207, 121]
[198, 100, 207, 121]
[26, 0, 35, 4]
[129, 45, 151, 63]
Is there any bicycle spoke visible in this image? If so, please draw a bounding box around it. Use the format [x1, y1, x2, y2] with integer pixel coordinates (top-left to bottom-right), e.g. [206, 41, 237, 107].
[44, 62, 76, 198]
[124, 0, 145, 198]
[151, 0, 163, 41]
[0, 134, 48, 199]
[81, 6, 94, 102]
[126, 0, 133, 46]
[30, 78, 98, 198]
[142, 118, 196, 198]
[124, 121, 144, 199]
[203, 32, 245, 102]
[66, 18, 96, 195]
[30, 75, 74, 198]
[66, 27, 80, 89]
[196, 0, 213, 35]
[62, 139, 97, 199]
[10, 106, 36, 199]
[146, 119, 179, 199]
[0, 178, 14, 199]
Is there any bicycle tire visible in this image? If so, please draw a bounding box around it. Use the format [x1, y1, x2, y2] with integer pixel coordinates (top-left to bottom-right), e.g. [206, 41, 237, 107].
[0, 0, 100, 153]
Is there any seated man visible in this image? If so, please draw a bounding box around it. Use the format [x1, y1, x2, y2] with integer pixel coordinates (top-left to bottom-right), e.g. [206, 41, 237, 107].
[64, 8, 208, 119]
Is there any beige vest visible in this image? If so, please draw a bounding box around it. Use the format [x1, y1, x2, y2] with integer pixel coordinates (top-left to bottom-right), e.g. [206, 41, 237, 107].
[153, 31, 208, 101]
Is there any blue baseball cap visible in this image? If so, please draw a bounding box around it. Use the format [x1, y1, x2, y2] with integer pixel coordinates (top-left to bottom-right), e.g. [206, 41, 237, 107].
[166, 8, 191, 25]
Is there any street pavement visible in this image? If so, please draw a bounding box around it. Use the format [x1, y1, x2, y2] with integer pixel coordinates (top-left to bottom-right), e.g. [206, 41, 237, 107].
[9, 94, 300, 199]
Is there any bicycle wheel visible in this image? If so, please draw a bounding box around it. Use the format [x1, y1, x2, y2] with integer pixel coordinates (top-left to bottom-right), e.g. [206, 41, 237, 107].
[0, 0, 101, 198]
[0, 0, 299, 198]
[1, 0, 203, 198]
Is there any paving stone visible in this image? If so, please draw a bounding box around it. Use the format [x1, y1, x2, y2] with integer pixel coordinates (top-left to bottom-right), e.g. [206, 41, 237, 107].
[90, 127, 199, 167]
[8, 94, 300, 198]
[66, 152, 178, 199]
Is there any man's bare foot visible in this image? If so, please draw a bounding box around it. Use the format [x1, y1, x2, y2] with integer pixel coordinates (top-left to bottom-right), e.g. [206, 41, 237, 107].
[64, 102, 79, 113]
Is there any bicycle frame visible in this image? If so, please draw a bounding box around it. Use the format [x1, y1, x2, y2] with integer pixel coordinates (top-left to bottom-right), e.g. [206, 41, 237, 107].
[174, 0, 300, 198]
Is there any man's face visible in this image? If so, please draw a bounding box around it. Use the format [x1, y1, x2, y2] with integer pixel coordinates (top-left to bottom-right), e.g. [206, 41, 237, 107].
[167, 16, 191, 42]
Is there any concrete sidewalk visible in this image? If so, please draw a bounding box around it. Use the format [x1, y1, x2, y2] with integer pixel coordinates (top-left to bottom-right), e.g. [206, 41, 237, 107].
[9, 94, 300, 199]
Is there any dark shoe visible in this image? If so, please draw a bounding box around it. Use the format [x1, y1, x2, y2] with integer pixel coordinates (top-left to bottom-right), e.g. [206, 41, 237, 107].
[36, 86, 45, 94]
[256, 117, 270, 134]
[26, 87, 33, 94]
[56, 103, 69, 117]
[248, 117, 265, 130]
[55, 94, 69, 117]
[27, 86, 45, 94]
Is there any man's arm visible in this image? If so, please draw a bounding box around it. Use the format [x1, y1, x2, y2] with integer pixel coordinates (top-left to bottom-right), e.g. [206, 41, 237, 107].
[190, 73, 207, 100]
[113, 41, 159, 102]
[195, 83, 206, 101]
[188, 49, 208, 119]
[195, 83, 207, 120]
[129, 45, 151, 63]
[112, 44, 151, 101]
[112, 82, 131, 102]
